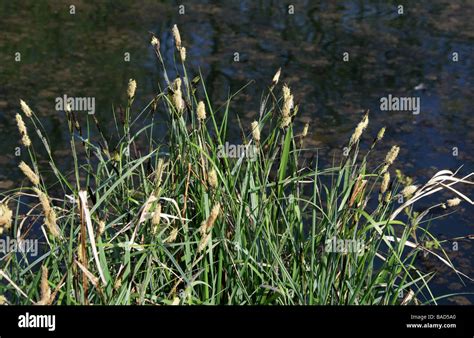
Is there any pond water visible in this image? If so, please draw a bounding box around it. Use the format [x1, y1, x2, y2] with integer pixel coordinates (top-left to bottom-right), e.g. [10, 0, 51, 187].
[0, 0, 472, 304]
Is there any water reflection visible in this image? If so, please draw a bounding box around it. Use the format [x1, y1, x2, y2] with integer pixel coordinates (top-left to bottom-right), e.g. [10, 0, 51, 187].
[0, 0, 472, 303]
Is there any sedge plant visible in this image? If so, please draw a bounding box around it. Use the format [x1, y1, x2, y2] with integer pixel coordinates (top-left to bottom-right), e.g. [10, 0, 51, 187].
[0, 26, 472, 305]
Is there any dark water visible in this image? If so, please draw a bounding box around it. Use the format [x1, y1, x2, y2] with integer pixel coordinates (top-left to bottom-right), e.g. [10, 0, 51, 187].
[0, 0, 473, 304]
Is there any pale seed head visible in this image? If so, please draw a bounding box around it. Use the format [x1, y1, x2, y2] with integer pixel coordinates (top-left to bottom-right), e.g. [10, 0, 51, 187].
[401, 185, 418, 198]
[205, 203, 220, 232]
[385, 145, 400, 166]
[446, 197, 461, 208]
[173, 77, 182, 91]
[282, 84, 294, 119]
[127, 79, 137, 99]
[16, 113, 27, 135]
[77, 242, 85, 263]
[172, 89, 184, 114]
[302, 123, 309, 137]
[16, 113, 31, 147]
[282, 85, 291, 103]
[172, 24, 181, 49]
[151, 36, 160, 47]
[198, 203, 221, 252]
[0, 203, 13, 230]
[172, 78, 184, 114]
[20, 99, 33, 117]
[38, 265, 51, 305]
[152, 203, 161, 226]
[208, 168, 218, 189]
[349, 113, 369, 146]
[380, 172, 390, 194]
[251, 121, 260, 143]
[19, 161, 39, 186]
[380, 164, 389, 175]
[280, 115, 291, 128]
[199, 220, 207, 237]
[179, 46, 186, 62]
[272, 68, 281, 86]
[33, 188, 50, 214]
[377, 127, 386, 141]
[33, 187, 60, 239]
[198, 232, 211, 253]
[197, 101, 206, 120]
[152, 203, 162, 235]
[114, 278, 122, 290]
[98, 220, 106, 236]
[166, 227, 178, 243]
[20, 131, 31, 148]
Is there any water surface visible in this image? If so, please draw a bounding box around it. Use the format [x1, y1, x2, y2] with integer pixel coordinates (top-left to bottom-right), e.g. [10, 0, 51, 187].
[0, 0, 472, 304]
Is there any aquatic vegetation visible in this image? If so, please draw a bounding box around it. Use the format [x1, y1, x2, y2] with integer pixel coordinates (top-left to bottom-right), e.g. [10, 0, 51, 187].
[0, 26, 472, 305]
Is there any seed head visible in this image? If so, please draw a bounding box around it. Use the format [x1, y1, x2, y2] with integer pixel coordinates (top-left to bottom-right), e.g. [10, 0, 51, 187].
[16, 113, 27, 135]
[16, 113, 31, 147]
[20, 99, 32, 117]
[114, 278, 122, 290]
[401, 185, 418, 198]
[152, 203, 161, 235]
[166, 227, 178, 243]
[349, 112, 369, 146]
[172, 24, 181, 49]
[77, 242, 85, 263]
[198, 203, 221, 252]
[37, 265, 51, 305]
[302, 123, 309, 137]
[272, 68, 281, 86]
[205, 203, 220, 232]
[172, 77, 181, 90]
[198, 232, 212, 252]
[33, 188, 60, 239]
[0, 203, 13, 232]
[151, 36, 160, 48]
[380, 172, 390, 194]
[197, 101, 206, 120]
[385, 145, 400, 166]
[127, 79, 137, 99]
[172, 78, 185, 114]
[152, 203, 161, 226]
[208, 168, 218, 189]
[98, 220, 106, 236]
[179, 46, 186, 62]
[251, 121, 260, 143]
[280, 116, 291, 128]
[173, 89, 184, 114]
[19, 161, 39, 186]
[446, 197, 461, 208]
[282, 85, 294, 119]
[377, 127, 386, 141]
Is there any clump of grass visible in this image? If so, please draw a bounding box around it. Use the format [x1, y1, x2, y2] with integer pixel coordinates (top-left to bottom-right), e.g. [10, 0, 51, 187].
[0, 26, 473, 305]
